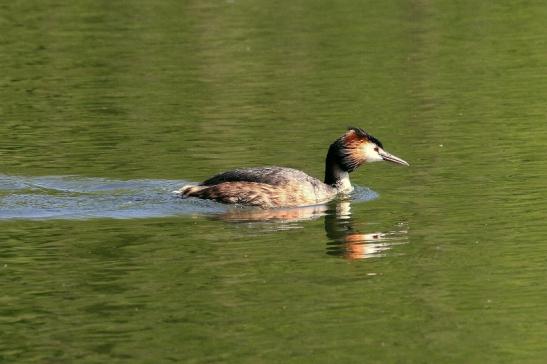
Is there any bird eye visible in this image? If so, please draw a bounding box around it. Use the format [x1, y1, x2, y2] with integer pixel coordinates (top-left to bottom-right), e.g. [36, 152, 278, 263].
[374, 147, 379, 152]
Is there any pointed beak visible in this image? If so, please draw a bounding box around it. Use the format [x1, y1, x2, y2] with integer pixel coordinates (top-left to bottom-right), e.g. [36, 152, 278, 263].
[379, 150, 409, 166]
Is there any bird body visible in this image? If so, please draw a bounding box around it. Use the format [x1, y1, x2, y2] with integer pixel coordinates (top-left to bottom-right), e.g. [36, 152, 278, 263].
[180, 166, 337, 208]
[176, 128, 408, 208]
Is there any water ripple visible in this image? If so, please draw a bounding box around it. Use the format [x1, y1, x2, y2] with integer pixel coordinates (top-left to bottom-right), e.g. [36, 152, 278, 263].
[0, 175, 378, 220]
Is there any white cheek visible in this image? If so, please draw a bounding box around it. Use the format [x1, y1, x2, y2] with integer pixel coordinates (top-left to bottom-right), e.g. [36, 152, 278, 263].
[362, 144, 384, 163]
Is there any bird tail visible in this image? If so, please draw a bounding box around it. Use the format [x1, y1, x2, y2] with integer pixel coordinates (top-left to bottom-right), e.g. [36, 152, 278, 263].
[173, 185, 207, 198]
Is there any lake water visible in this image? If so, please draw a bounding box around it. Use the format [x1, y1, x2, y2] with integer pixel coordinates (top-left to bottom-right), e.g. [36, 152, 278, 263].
[1, 1, 547, 363]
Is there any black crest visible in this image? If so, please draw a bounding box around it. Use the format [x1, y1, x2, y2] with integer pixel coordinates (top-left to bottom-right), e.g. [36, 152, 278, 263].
[348, 127, 383, 148]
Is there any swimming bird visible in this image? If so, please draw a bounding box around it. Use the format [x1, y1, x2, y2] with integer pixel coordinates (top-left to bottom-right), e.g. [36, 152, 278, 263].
[176, 127, 408, 208]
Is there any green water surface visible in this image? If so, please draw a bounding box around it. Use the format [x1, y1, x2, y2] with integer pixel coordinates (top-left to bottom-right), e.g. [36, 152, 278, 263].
[1, 1, 547, 363]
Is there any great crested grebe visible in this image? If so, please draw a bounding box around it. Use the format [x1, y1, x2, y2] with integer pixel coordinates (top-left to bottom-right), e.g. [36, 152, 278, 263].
[176, 127, 409, 208]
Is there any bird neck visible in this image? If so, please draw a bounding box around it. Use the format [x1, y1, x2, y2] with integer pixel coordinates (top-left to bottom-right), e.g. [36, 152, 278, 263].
[324, 145, 353, 193]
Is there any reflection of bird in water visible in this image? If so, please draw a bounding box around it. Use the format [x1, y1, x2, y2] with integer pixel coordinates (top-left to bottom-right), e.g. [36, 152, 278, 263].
[212, 199, 408, 260]
[325, 202, 408, 260]
[215, 204, 329, 223]
[176, 127, 408, 208]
